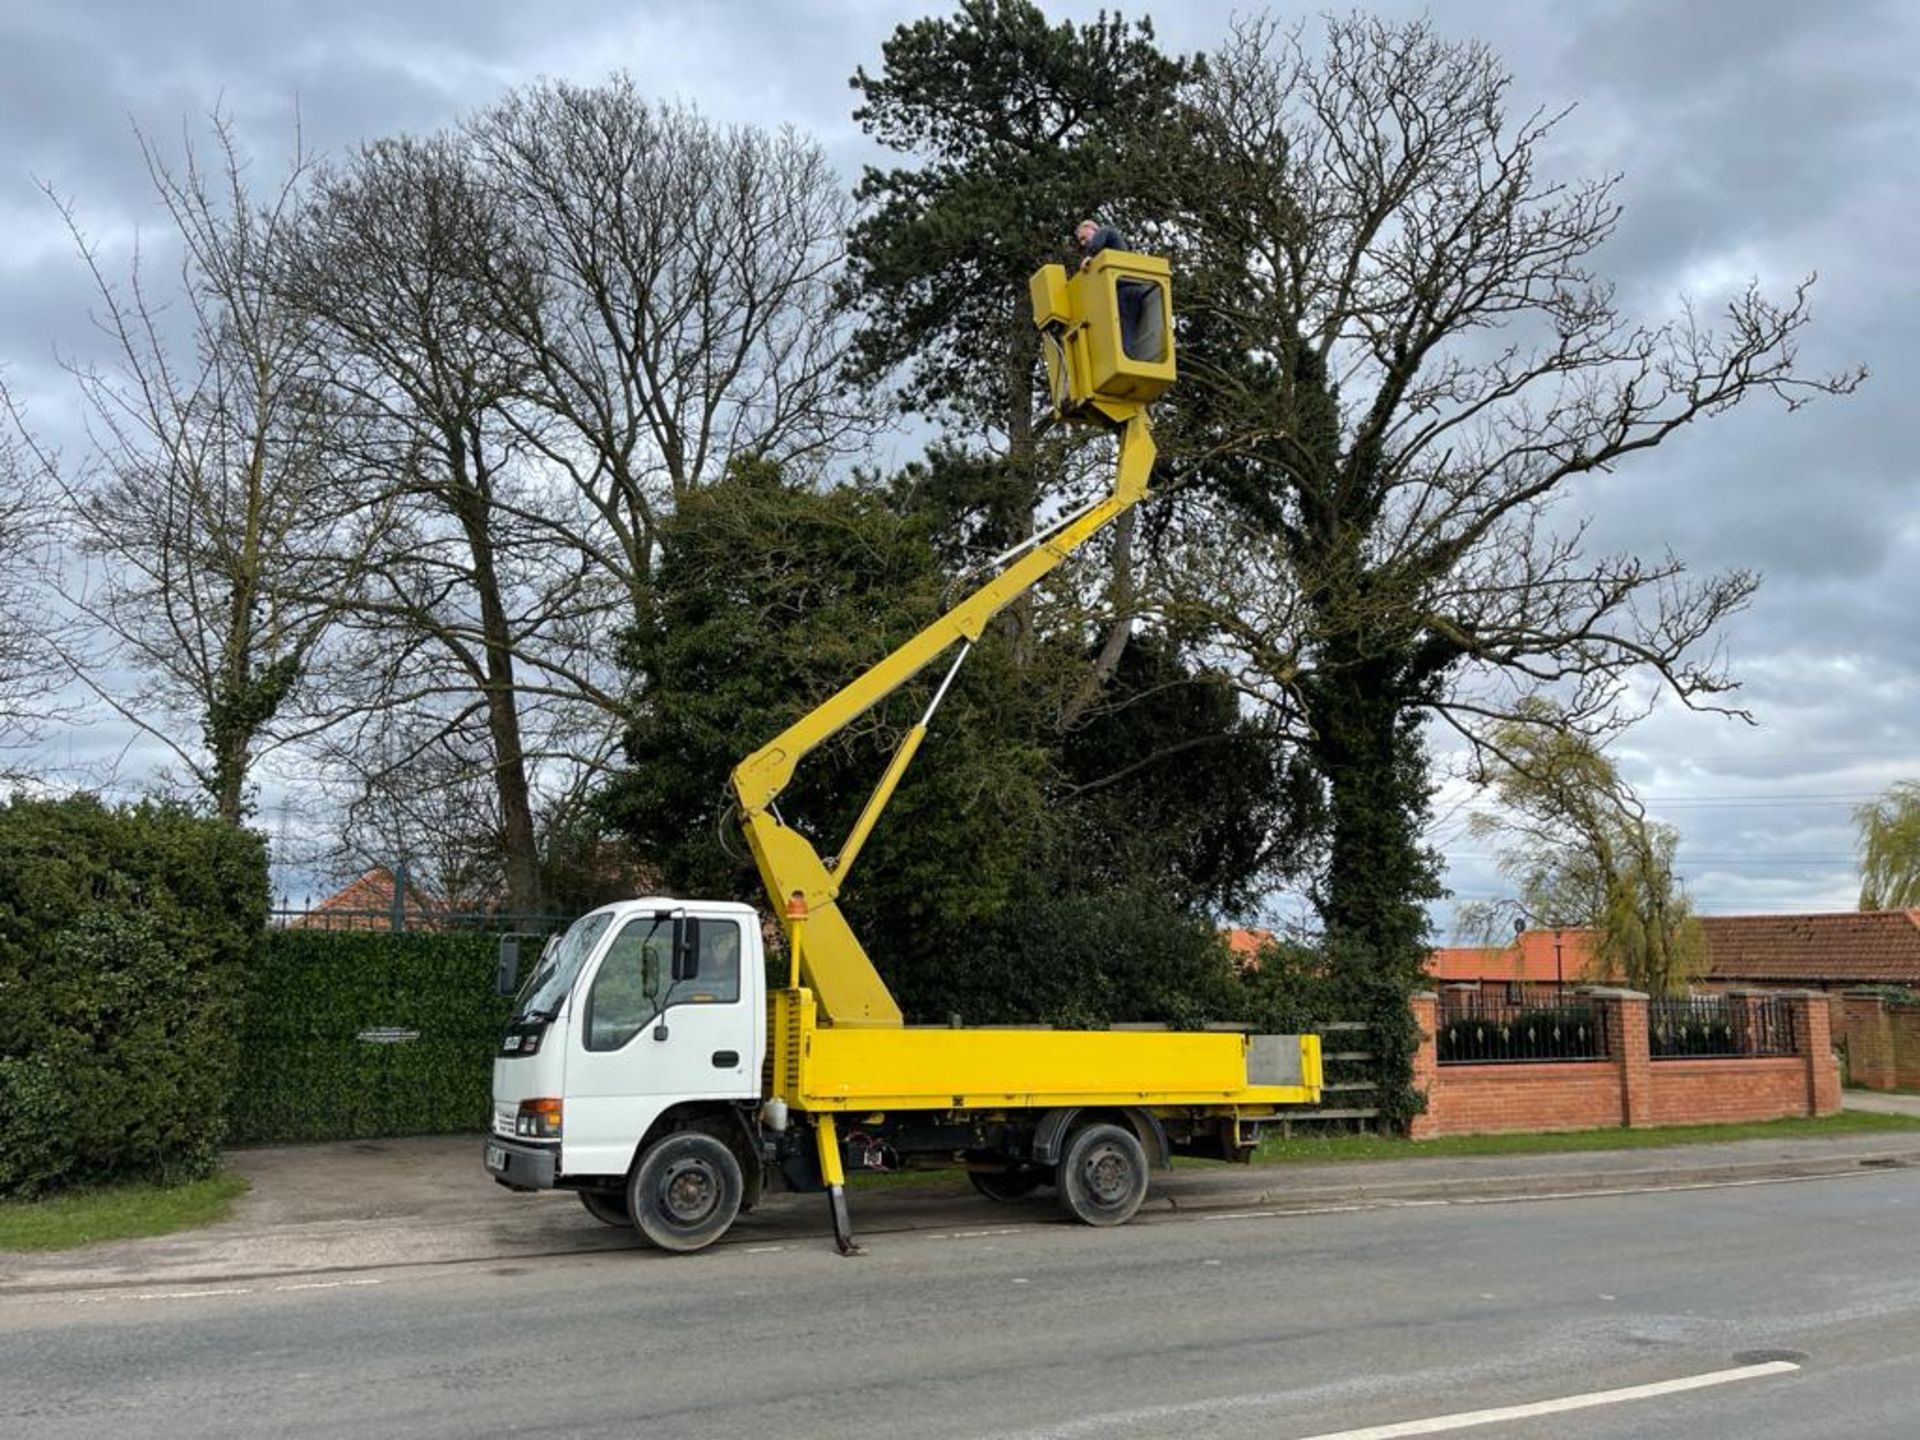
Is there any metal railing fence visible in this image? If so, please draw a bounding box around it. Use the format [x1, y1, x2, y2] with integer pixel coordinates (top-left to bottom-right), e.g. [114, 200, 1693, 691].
[1436, 987, 1610, 1065]
[1648, 995, 1796, 1059]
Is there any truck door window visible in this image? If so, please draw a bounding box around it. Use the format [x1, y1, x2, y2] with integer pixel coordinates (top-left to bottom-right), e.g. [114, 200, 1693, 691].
[584, 917, 743, 1048]
[681, 920, 741, 1005]
[583, 917, 670, 1051]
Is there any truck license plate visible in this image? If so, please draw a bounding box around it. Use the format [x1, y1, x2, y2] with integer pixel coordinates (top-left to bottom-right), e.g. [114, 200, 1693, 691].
[485, 1144, 507, 1173]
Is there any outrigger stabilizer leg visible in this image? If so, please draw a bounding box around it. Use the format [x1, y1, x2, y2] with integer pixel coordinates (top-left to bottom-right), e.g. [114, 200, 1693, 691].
[815, 1114, 863, 1256]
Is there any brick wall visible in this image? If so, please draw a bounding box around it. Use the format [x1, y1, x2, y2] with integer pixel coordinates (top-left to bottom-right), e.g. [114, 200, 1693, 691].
[1840, 993, 1920, 1089]
[1410, 989, 1840, 1140]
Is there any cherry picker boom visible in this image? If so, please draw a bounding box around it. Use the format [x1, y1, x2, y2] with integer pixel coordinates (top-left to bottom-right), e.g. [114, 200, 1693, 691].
[486, 250, 1323, 1254]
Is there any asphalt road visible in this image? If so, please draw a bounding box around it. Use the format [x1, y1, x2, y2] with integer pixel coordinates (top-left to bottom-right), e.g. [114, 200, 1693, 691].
[4, 1170, 1917, 1439]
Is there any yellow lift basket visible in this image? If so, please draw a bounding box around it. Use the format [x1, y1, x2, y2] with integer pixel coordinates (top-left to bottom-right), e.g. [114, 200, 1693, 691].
[1029, 249, 1175, 416]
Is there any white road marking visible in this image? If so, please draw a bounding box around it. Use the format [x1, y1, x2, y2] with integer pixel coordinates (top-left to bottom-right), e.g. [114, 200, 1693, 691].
[1291, 1360, 1800, 1439]
[929, 1227, 1026, 1240]
[991, 1361, 1799, 1440]
[272, 1278, 385, 1292]
[740, 1245, 790, 1254]
[1202, 1205, 1371, 1221]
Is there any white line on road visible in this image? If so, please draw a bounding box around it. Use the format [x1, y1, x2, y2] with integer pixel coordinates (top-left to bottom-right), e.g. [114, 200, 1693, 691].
[929, 1227, 1026, 1240]
[1291, 1360, 1800, 1439]
[991, 1361, 1800, 1440]
[272, 1278, 386, 1292]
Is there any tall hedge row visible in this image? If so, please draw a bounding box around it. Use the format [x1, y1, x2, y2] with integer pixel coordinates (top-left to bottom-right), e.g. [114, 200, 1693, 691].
[0, 795, 267, 1198]
[229, 930, 512, 1143]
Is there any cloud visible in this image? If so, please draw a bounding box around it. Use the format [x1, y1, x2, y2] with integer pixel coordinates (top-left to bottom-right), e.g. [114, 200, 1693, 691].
[3, 0, 1914, 917]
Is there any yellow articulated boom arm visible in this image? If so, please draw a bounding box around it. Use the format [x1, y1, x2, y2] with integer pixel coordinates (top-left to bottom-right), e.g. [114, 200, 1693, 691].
[730, 248, 1177, 1027]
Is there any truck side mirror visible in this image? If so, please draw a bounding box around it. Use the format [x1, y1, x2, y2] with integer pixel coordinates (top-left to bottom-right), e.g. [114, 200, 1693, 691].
[495, 935, 520, 997]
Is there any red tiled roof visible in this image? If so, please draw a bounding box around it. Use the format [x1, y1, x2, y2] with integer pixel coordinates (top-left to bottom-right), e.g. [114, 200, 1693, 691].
[1428, 931, 1604, 984]
[1701, 910, 1920, 985]
[1427, 912, 1920, 988]
[1225, 928, 1275, 967]
[291, 867, 443, 930]
[1428, 946, 1509, 981]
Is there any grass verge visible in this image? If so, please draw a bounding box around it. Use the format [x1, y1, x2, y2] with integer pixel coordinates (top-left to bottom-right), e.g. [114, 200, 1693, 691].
[1246, 1109, 1920, 1165]
[0, 1174, 251, 1253]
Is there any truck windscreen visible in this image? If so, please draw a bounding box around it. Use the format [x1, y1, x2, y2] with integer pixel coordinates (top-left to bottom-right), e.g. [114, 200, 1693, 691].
[511, 911, 614, 1023]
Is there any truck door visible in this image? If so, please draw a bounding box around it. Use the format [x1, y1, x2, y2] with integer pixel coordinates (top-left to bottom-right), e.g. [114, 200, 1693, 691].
[562, 914, 758, 1177]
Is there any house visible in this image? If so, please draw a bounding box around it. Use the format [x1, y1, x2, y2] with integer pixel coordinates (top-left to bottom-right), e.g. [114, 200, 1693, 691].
[1428, 930, 1599, 988]
[1428, 911, 1920, 994]
[1696, 910, 1920, 991]
[1224, 927, 1276, 967]
[285, 867, 447, 931]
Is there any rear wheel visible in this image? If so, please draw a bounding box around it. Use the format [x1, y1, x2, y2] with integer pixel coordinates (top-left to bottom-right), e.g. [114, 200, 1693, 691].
[969, 1166, 1046, 1201]
[626, 1132, 744, 1253]
[1056, 1123, 1148, 1227]
[577, 1188, 631, 1228]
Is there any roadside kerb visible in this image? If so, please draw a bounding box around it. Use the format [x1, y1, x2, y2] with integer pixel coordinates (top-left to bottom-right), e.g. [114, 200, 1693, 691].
[4, 1132, 1916, 1297]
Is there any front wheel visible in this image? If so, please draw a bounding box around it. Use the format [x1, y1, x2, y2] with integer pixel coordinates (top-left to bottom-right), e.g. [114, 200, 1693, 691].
[1056, 1123, 1149, 1227]
[626, 1132, 744, 1253]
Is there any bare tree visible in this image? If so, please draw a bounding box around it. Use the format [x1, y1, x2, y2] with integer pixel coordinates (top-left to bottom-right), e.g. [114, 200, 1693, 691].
[287, 85, 878, 911]
[10, 116, 377, 821]
[1159, 15, 1860, 1122]
[468, 78, 871, 646]
[0, 424, 64, 772]
[283, 133, 569, 911]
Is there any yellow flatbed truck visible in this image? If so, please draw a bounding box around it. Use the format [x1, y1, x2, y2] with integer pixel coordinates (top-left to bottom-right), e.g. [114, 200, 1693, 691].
[486, 252, 1322, 1253]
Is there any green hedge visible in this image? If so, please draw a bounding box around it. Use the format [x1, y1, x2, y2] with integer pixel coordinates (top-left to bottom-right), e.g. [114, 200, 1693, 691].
[0, 795, 267, 1197]
[230, 930, 512, 1143]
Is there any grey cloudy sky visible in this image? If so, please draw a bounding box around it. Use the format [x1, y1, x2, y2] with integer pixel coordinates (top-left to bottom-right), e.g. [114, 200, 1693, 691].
[2, 0, 1915, 920]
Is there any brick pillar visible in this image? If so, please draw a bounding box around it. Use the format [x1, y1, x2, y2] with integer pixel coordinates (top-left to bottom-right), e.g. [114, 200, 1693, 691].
[1894, 1003, 1920, 1089]
[1789, 991, 1842, 1116]
[1409, 992, 1440, 1140]
[1842, 992, 1892, 1090]
[1588, 988, 1650, 1128]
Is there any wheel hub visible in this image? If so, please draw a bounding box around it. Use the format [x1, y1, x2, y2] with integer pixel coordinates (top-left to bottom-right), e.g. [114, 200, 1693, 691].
[661, 1159, 718, 1222]
[1083, 1145, 1130, 1205]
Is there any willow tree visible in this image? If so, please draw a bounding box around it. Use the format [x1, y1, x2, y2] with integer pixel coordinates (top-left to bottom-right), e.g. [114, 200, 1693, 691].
[1464, 708, 1704, 995]
[1856, 781, 1920, 911]
[1163, 16, 1860, 1122]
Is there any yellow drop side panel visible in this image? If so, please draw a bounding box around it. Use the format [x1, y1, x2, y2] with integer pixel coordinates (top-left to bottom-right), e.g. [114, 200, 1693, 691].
[769, 989, 1321, 1112]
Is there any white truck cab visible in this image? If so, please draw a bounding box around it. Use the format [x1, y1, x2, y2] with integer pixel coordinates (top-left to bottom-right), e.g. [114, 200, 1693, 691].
[485, 900, 764, 1206]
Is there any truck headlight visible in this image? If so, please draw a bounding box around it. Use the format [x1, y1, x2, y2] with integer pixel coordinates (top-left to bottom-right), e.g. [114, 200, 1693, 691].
[515, 1097, 563, 1138]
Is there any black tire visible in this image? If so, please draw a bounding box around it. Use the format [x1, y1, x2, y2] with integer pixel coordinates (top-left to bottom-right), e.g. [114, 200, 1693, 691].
[577, 1188, 632, 1228]
[1056, 1122, 1149, 1227]
[969, 1166, 1046, 1201]
[626, 1131, 744, 1253]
